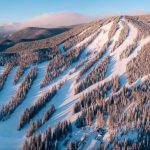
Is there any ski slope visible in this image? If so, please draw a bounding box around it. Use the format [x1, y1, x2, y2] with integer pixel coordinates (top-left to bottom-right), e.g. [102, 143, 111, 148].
[0, 16, 149, 150]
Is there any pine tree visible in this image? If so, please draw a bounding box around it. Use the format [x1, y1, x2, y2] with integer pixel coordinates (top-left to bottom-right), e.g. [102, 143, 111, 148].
[107, 115, 113, 129]
[96, 111, 104, 128]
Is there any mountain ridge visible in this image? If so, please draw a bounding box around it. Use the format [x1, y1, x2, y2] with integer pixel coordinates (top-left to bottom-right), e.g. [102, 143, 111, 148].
[0, 15, 149, 150]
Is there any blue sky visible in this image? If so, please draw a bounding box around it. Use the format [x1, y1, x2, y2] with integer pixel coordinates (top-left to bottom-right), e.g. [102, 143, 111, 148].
[0, 0, 150, 23]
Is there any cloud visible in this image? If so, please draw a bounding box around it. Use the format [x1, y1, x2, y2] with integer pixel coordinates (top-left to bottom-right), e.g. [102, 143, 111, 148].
[1, 10, 149, 34]
[0, 12, 94, 32]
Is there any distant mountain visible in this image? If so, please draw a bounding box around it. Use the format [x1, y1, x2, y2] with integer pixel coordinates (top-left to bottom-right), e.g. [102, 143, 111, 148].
[0, 23, 18, 36]
[0, 26, 71, 51]
[0, 12, 93, 36]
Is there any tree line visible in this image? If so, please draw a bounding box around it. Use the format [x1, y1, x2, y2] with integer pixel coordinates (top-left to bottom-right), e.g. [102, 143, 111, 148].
[26, 104, 55, 137]
[23, 120, 72, 150]
[0, 67, 37, 121]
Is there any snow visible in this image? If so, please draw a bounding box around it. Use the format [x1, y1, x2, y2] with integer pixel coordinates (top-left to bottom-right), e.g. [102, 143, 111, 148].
[59, 25, 103, 55]
[0, 17, 149, 149]
[87, 21, 113, 53]
[0, 67, 17, 107]
[59, 43, 65, 54]
[85, 138, 99, 150]
[17, 22, 115, 147]
[51, 19, 149, 150]
[74, 19, 150, 97]
[119, 130, 138, 142]
[77, 21, 117, 83]
[103, 128, 138, 144]
[34, 79, 74, 130]
[127, 74, 150, 88]
[60, 124, 99, 150]
[16, 25, 104, 138]
[0, 62, 48, 149]
[109, 22, 123, 51]
[35, 23, 118, 130]
[0, 66, 4, 75]
[43, 20, 140, 133]
[106, 21, 137, 80]
[41, 22, 115, 128]
[78, 26, 92, 36]
[103, 132, 111, 142]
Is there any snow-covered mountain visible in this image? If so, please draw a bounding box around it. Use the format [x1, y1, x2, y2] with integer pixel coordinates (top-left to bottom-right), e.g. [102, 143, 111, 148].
[0, 15, 149, 150]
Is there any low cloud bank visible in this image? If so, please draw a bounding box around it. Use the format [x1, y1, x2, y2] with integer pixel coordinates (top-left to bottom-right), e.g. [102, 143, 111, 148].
[0, 11, 149, 34]
[0, 12, 94, 33]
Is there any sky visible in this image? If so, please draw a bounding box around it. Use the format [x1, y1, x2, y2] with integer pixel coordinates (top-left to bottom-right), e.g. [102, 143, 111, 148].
[0, 0, 150, 29]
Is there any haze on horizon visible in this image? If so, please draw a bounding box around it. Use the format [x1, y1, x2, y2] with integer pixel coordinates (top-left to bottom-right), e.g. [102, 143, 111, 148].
[0, 0, 150, 30]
